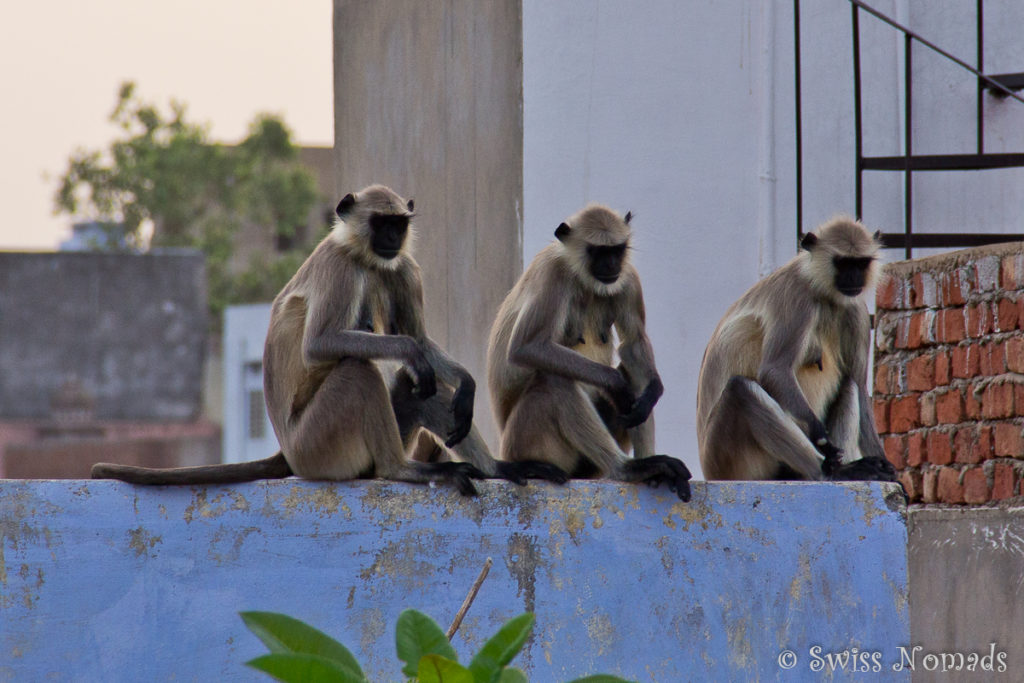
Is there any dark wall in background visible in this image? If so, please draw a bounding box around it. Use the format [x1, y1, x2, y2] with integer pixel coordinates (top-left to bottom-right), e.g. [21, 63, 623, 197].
[0, 251, 207, 420]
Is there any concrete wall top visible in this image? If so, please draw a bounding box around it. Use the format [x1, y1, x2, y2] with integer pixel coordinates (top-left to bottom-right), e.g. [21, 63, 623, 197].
[0, 251, 207, 421]
[881, 240, 1024, 278]
[0, 479, 908, 681]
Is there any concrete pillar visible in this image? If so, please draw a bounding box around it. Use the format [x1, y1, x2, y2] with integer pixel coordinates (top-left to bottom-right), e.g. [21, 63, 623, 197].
[333, 1, 523, 448]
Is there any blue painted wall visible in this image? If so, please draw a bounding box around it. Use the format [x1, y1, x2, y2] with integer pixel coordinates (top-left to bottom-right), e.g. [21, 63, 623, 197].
[0, 480, 908, 681]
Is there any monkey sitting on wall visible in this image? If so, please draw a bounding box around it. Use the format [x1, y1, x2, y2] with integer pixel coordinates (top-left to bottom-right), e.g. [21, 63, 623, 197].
[696, 216, 897, 482]
[486, 204, 692, 502]
[93, 185, 561, 494]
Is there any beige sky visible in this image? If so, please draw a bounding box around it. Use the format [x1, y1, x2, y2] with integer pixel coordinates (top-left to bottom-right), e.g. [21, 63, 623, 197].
[0, 1, 333, 250]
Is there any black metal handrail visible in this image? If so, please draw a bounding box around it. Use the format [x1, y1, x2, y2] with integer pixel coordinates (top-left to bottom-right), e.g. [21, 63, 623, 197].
[795, 0, 1024, 258]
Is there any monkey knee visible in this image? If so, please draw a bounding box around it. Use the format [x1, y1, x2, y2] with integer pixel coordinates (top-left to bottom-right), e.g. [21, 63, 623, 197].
[722, 375, 761, 401]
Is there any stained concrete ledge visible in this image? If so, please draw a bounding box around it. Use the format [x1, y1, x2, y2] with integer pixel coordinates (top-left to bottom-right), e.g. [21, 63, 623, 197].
[0, 480, 908, 681]
[908, 507, 1024, 682]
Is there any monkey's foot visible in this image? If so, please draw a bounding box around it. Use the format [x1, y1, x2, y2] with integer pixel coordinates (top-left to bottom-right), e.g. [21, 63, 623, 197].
[495, 460, 570, 486]
[421, 462, 485, 497]
[826, 456, 897, 483]
[621, 455, 692, 502]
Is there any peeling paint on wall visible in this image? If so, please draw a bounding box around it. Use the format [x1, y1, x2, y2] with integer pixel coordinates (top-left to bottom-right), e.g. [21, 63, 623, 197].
[0, 479, 909, 681]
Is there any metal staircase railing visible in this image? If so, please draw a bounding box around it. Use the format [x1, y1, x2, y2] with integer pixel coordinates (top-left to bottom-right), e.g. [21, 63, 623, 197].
[795, 0, 1024, 258]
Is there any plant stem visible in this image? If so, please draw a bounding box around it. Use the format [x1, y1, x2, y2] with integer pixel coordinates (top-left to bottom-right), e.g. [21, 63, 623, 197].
[446, 557, 493, 639]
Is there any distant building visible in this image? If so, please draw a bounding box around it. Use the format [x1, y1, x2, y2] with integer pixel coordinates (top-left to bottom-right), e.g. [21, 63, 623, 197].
[0, 250, 218, 478]
[226, 145, 337, 275]
[221, 304, 278, 464]
[60, 220, 130, 251]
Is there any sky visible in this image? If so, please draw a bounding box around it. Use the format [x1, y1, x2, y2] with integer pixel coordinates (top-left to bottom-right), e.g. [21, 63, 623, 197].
[0, 1, 333, 250]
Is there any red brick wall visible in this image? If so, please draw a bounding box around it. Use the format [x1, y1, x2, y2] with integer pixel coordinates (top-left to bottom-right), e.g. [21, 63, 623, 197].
[873, 243, 1024, 504]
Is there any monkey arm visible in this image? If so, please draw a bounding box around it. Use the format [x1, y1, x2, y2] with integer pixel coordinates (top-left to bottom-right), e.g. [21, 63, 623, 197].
[420, 339, 476, 447]
[838, 304, 886, 461]
[293, 276, 424, 366]
[615, 277, 663, 427]
[513, 341, 629, 398]
[388, 268, 472, 425]
[757, 309, 833, 455]
[303, 328, 436, 400]
[303, 328, 419, 365]
[419, 339, 473, 390]
[847, 321, 887, 461]
[508, 297, 630, 408]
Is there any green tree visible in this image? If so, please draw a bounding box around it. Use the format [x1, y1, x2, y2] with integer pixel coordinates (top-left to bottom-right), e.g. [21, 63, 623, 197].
[55, 81, 324, 325]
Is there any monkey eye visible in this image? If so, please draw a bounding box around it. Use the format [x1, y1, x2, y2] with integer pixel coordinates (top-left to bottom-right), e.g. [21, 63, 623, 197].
[587, 244, 627, 259]
[833, 256, 873, 269]
[369, 215, 410, 231]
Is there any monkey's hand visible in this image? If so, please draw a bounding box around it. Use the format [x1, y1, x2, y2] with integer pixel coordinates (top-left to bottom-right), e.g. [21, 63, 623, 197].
[808, 421, 843, 472]
[826, 456, 897, 482]
[407, 348, 438, 400]
[445, 379, 475, 448]
[619, 377, 663, 429]
[621, 455, 692, 502]
[422, 462, 485, 496]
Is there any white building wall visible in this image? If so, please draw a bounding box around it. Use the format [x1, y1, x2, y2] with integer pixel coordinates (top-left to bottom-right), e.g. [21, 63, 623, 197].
[222, 304, 278, 464]
[523, 0, 1024, 478]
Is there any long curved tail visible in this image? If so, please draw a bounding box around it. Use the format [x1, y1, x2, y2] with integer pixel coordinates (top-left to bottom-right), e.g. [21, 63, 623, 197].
[91, 452, 292, 485]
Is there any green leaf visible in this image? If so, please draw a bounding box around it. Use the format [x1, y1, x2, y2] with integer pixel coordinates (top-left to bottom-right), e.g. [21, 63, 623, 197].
[240, 611, 364, 678]
[468, 613, 534, 683]
[245, 653, 365, 683]
[417, 655, 475, 683]
[566, 676, 637, 683]
[497, 668, 529, 683]
[395, 609, 458, 677]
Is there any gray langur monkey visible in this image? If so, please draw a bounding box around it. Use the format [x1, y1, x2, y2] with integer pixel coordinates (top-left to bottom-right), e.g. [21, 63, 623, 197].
[696, 216, 897, 482]
[93, 184, 553, 494]
[486, 204, 692, 501]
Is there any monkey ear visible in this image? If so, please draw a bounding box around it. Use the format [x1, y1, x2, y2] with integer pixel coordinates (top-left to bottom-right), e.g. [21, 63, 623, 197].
[800, 232, 818, 251]
[555, 222, 572, 242]
[336, 193, 356, 217]
[624, 211, 633, 225]
[407, 198, 415, 212]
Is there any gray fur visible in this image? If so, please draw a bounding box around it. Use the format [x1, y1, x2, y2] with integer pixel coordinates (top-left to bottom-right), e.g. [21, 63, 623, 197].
[487, 205, 689, 500]
[697, 217, 893, 482]
[93, 185, 482, 494]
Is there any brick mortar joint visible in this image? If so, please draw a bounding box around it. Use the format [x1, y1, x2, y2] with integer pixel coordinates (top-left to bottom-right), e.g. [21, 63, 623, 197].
[877, 290, 1023, 314]
[875, 329, 1024, 354]
[902, 459, 1024, 479]
[884, 420, 1024, 433]
[874, 373, 1024, 400]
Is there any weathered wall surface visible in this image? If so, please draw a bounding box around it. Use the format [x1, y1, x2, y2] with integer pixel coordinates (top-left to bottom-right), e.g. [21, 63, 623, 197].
[0, 251, 207, 421]
[908, 507, 1024, 681]
[332, 0, 523, 448]
[0, 480, 907, 681]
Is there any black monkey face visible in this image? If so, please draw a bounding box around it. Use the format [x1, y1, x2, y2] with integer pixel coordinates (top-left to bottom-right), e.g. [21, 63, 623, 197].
[369, 214, 410, 259]
[587, 243, 627, 284]
[833, 256, 874, 297]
